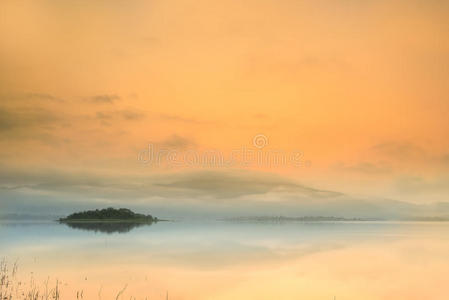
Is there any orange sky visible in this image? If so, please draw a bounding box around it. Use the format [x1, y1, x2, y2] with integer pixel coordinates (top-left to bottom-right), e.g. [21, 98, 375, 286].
[1, 0, 449, 213]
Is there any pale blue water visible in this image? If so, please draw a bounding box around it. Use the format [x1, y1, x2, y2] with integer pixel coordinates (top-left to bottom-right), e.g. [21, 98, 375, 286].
[0, 220, 442, 263]
[1, 220, 449, 299]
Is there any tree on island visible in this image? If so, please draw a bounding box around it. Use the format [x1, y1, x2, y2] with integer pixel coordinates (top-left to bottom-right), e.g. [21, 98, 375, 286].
[60, 207, 158, 222]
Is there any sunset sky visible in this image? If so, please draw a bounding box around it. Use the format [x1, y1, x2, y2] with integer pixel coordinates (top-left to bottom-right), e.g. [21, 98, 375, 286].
[1, 0, 449, 216]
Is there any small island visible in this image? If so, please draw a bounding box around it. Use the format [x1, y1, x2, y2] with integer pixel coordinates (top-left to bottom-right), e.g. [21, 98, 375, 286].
[59, 207, 159, 223]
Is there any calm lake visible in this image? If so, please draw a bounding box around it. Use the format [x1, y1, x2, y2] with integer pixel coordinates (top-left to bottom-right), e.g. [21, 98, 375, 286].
[1, 220, 448, 299]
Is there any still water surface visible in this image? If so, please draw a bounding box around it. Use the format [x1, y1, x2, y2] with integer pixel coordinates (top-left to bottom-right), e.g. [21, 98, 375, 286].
[1, 220, 448, 299]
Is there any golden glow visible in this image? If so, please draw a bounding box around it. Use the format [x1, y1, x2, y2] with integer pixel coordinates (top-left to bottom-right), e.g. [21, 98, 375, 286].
[1, 1, 449, 201]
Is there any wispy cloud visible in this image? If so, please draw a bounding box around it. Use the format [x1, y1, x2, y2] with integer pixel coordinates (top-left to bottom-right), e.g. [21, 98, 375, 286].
[371, 141, 426, 160]
[0, 107, 63, 132]
[158, 114, 209, 125]
[158, 134, 196, 150]
[24, 93, 63, 102]
[1, 93, 63, 103]
[0, 167, 342, 201]
[95, 109, 145, 124]
[90, 94, 120, 104]
[151, 171, 343, 199]
[334, 162, 392, 175]
[395, 175, 449, 195]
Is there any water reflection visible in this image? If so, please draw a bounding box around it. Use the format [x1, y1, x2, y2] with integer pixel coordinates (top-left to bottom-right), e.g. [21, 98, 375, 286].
[61, 221, 153, 234]
[1, 221, 449, 299]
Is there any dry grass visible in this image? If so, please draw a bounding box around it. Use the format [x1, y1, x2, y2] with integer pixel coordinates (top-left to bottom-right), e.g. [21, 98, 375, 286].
[0, 259, 60, 300]
[0, 260, 166, 300]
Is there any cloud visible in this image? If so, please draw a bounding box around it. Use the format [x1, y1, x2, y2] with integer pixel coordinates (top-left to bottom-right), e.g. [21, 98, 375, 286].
[0, 105, 75, 146]
[158, 134, 196, 150]
[24, 93, 63, 102]
[158, 114, 208, 125]
[3, 166, 449, 219]
[441, 154, 449, 165]
[395, 175, 449, 195]
[371, 141, 425, 160]
[335, 162, 392, 175]
[0, 166, 341, 202]
[95, 109, 145, 123]
[0, 107, 62, 132]
[370, 141, 449, 171]
[0, 93, 65, 106]
[154, 171, 343, 199]
[121, 110, 145, 120]
[0, 92, 72, 141]
[90, 94, 120, 103]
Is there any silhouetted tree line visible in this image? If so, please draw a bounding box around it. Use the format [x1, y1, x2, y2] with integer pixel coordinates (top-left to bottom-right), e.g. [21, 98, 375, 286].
[62, 207, 156, 221]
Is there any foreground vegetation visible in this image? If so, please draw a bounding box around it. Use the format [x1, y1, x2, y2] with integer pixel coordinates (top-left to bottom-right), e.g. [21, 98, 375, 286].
[0, 259, 61, 300]
[0, 260, 166, 299]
